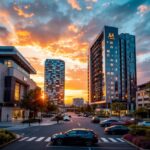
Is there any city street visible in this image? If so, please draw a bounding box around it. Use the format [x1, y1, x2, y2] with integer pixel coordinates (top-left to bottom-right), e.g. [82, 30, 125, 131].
[1, 113, 137, 150]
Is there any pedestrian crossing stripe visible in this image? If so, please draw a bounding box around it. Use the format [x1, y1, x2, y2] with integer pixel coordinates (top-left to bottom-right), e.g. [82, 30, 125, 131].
[35, 137, 45, 142]
[18, 137, 125, 143]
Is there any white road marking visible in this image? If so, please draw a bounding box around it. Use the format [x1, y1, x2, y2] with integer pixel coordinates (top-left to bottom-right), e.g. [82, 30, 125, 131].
[35, 137, 45, 142]
[108, 138, 117, 142]
[26, 137, 37, 141]
[116, 138, 125, 142]
[45, 137, 51, 142]
[19, 137, 29, 141]
[100, 137, 109, 143]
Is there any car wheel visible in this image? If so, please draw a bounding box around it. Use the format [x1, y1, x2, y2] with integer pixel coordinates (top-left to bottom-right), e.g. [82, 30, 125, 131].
[56, 139, 63, 145]
[85, 141, 93, 146]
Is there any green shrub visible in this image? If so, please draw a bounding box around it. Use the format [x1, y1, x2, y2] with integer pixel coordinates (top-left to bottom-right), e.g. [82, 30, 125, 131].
[129, 128, 146, 136]
[0, 130, 16, 145]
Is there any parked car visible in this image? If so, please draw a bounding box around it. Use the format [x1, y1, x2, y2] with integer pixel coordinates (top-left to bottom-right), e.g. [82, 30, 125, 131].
[138, 121, 150, 127]
[110, 121, 126, 126]
[91, 117, 100, 123]
[100, 119, 118, 127]
[51, 128, 98, 146]
[104, 125, 130, 135]
[63, 115, 70, 121]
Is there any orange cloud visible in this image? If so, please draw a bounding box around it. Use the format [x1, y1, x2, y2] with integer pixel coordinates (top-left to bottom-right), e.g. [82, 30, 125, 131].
[67, 0, 82, 11]
[68, 24, 79, 33]
[13, 6, 34, 18]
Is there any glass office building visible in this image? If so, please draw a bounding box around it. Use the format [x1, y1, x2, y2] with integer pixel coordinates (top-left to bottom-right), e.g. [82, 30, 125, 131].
[88, 26, 137, 111]
[44, 59, 65, 105]
[119, 33, 137, 111]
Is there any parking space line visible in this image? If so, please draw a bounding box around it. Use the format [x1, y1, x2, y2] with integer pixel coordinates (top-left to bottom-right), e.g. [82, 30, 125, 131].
[116, 138, 125, 142]
[19, 137, 29, 141]
[101, 137, 109, 143]
[26, 137, 37, 141]
[45, 137, 51, 142]
[108, 138, 117, 142]
[35, 137, 45, 142]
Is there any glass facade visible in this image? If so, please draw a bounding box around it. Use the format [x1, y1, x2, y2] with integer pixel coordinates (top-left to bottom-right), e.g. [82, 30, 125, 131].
[88, 26, 137, 111]
[44, 59, 65, 105]
[119, 33, 137, 110]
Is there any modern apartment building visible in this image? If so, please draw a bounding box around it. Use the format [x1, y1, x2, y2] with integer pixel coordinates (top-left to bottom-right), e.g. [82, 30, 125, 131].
[88, 26, 137, 112]
[0, 46, 37, 121]
[136, 82, 150, 109]
[44, 59, 65, 105]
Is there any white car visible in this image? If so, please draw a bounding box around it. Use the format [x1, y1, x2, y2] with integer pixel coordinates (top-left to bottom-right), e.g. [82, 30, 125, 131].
[138, 121, 150, 127]
[63, 115, 70, 121]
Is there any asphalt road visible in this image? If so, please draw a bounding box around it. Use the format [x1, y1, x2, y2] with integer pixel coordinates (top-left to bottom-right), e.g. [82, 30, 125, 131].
[1, 112, 137, 150]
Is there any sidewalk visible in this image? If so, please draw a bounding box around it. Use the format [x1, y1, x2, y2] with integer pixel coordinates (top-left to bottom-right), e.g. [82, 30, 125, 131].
[0, 118, 57, 131]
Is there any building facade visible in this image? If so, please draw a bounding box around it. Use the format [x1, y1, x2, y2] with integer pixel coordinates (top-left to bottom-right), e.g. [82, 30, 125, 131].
[136, 82, 150, 109]
[73, 98, 84, 107]
[0, 46, 37, 121]
[119, 33, 137, 111]
[88, 26, 137, 112]
[44, 59, 65, 105]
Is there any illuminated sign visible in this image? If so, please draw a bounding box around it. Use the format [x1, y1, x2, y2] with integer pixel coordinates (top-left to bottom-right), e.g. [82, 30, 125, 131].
[108, 33, 114, 40]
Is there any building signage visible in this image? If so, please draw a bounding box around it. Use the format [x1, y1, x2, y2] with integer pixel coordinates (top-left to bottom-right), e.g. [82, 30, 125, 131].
[108, 33, 115, 40]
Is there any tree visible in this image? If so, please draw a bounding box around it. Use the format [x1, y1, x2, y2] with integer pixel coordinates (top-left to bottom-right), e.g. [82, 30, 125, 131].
[21, 87, 46, 119]
[134, 107, 148, 118]
[46, 101, 58, 113]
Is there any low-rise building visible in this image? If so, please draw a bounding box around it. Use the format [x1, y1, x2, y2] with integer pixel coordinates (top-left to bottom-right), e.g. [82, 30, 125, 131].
[73, 98, 84, 107]
[0, 46, 37, 121]
[136, 81, 150, 109]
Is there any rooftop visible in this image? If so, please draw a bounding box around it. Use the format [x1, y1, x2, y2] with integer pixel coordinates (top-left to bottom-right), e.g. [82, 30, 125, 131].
[0, 46, 36, 74]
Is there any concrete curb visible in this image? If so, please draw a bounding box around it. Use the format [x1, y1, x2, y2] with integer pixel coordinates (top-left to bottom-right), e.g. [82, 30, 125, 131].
[123, 138, 150, 150]
[0, 133, 22, 148]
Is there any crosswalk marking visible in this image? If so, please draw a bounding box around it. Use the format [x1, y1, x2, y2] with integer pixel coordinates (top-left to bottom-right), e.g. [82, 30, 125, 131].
[19, 137, 29, 141]
[45, 137, 51, 142]
[27, 137, 37, 141]
[18, 136, 126, 143]
[116, 138, 125, 142]
[108, 138, 117, 142]
[35, 137, 45, 142]
[101, 138, 109, 143]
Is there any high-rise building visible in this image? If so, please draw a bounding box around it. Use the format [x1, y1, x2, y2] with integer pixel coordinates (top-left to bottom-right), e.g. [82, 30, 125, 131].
[44, 59, 65, 105]
[119, 33, 137, 111]
[88, 26, 137, 112]
[0, 46, 37, 121]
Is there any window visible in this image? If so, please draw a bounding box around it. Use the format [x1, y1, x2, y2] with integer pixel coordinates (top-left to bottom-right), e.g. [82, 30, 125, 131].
[5, 60, 13, 67]
[110, 63, 114, 67]
[14, 82, 20, 101]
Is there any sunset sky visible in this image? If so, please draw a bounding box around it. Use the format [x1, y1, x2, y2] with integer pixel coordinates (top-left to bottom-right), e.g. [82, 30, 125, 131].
[0, 0, 150, 104]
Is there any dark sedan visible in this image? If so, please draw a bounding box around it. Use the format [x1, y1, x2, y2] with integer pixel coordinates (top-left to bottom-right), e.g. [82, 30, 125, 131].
[91, 117, 100, 123]
[51, 128, 98, 146]
[104, 125, 130, 135]
[100, 119, 118, 127]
